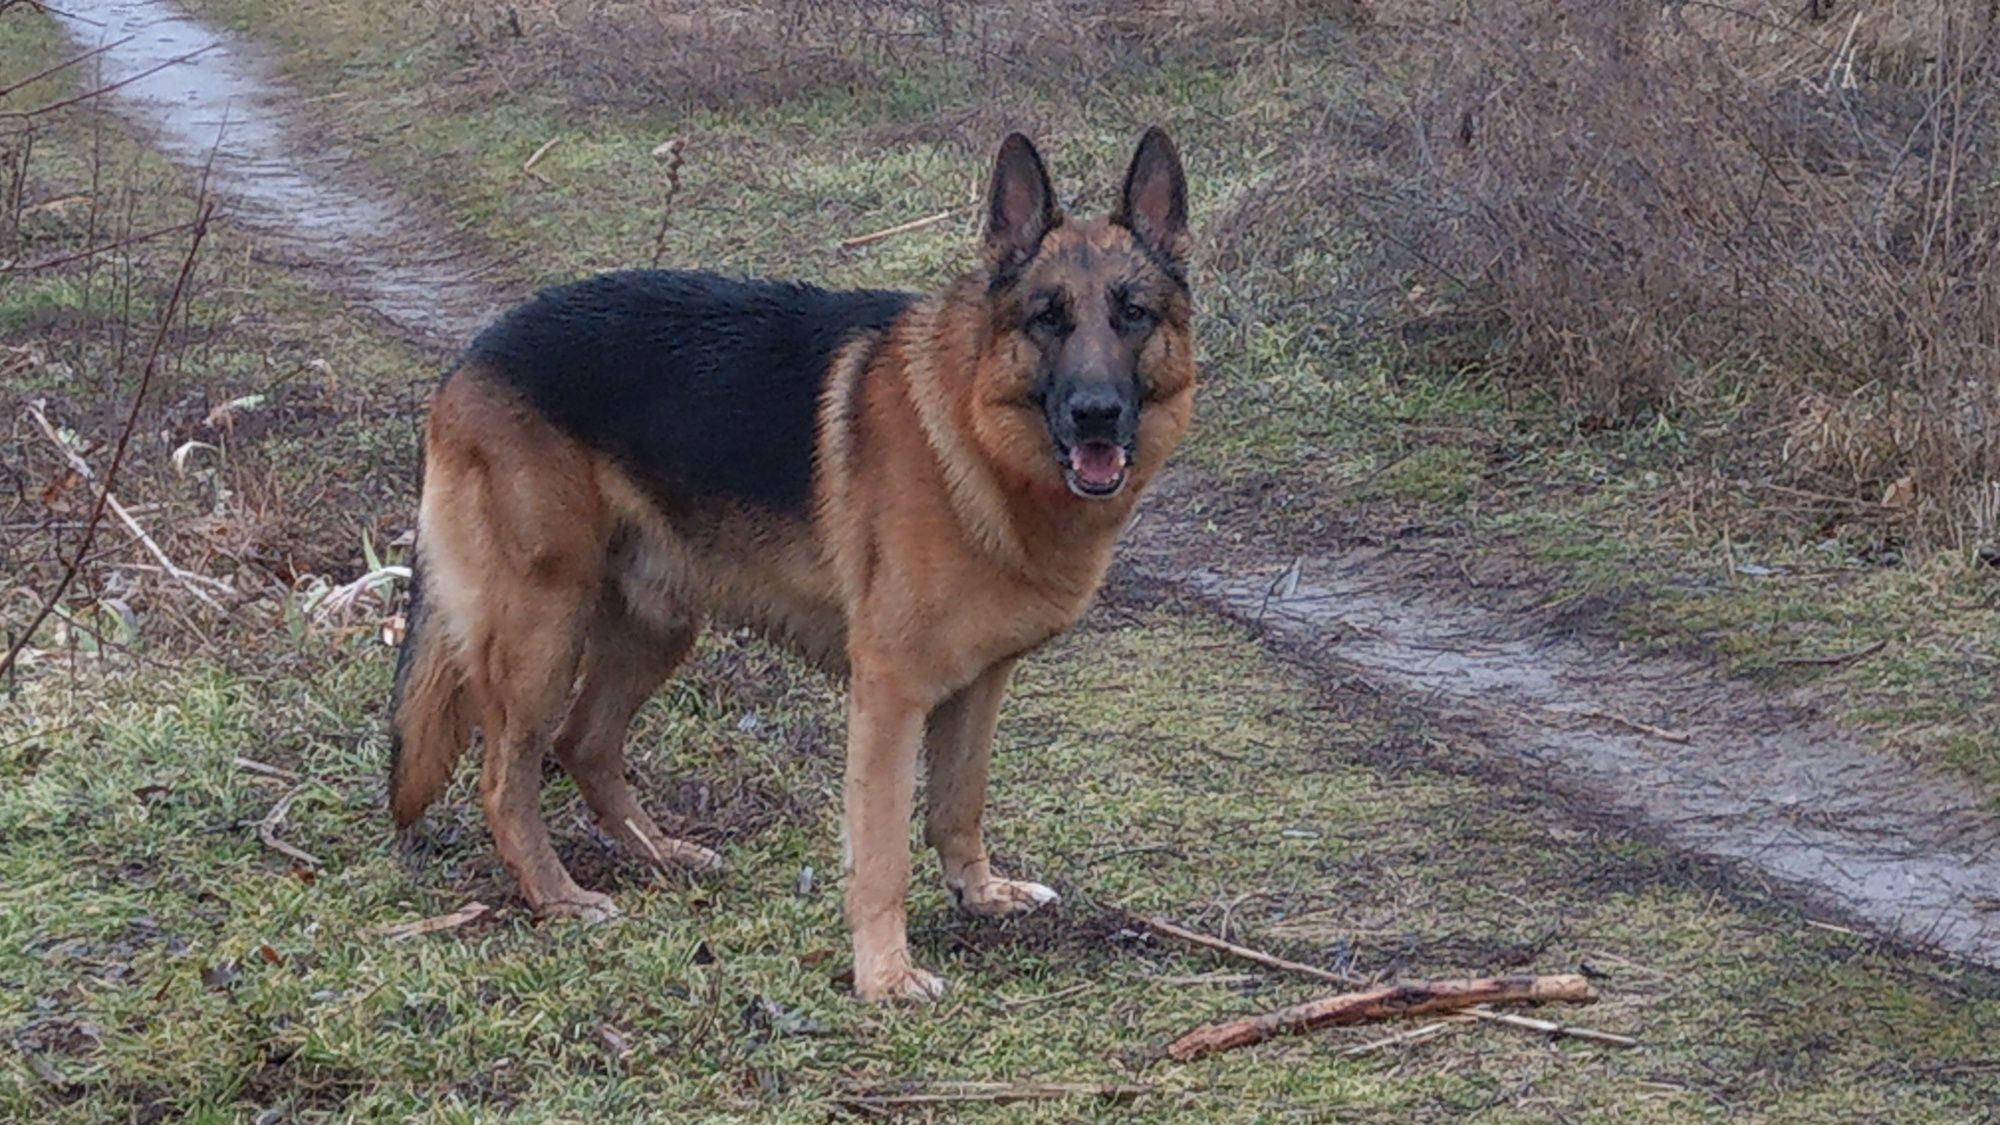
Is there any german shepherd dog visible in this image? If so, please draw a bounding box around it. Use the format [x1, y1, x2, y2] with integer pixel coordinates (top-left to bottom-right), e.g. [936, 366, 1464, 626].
[389, 129, 1193, 1000]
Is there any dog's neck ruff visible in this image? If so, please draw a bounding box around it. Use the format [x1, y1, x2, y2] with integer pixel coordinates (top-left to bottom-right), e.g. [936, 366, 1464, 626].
[900, 298, 1033, 572]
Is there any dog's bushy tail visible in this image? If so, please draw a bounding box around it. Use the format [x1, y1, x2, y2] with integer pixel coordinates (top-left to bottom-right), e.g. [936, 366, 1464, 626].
[389, 555, 473, 827]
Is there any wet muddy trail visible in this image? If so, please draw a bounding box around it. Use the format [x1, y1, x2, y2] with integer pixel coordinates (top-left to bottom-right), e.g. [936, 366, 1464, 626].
[46, 0, 509, 347]
[50, 0, 2000, 971]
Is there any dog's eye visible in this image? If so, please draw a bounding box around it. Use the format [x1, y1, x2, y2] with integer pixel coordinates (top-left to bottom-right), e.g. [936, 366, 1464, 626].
[1120, 302, 1155, 327]
[1032, 305, 1067, 332]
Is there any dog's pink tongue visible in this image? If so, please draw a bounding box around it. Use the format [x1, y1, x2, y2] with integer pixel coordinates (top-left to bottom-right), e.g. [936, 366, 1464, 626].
[1070, 442, 1127, 485]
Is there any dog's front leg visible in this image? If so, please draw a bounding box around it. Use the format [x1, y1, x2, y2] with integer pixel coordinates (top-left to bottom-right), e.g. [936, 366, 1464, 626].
[925, 658, 1059, 917]
[843, 663, 942, 1002]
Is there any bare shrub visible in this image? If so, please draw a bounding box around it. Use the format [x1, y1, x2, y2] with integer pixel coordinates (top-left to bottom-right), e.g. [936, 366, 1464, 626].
[436, 0, 1358, 115]
[1217, 1, 2000, 539]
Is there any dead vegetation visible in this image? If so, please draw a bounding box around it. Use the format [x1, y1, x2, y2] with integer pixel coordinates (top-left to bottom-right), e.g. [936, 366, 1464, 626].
[1, 39, 418, 673]
[1213, 0, 2000, 542]
[434, 0, 1363, 120]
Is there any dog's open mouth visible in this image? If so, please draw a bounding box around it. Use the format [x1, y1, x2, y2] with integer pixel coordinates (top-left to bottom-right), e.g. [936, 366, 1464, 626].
[1062, 440, 1130, 498]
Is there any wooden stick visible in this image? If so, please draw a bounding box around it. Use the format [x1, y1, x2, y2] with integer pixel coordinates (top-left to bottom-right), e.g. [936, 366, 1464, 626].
[1339, 1017, 1470, 1057]
[1133, 913, 1363, 985]
[1465, 1005, 1638, 1047]
[521, 136, 561, 184]
[837, 205, 969, 250]
[258, 784, 323, 869]
[1166, 974, 1599, 1061]
[371, 901, 492, 942]
[233, 756, 299, 782]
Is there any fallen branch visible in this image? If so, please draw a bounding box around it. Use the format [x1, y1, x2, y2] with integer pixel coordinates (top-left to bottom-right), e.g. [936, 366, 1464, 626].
[837, 204, 971, 250]
[1466, 1005, 1638, 1048]
[1774, 639, 1886, 668]
[520, 135, 561, 184]
[835, 1081, 1148, 1114]
[1132, 913, 1363, 986]
[371, 901, 492, 942]
[1166, 974, 1599, 1061]
[258, 784, 323, 870]
[233, 756, 300, 782]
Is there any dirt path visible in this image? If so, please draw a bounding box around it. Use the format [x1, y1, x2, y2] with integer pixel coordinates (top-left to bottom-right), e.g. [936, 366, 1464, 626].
[47, 0, 509, 348]
[53, 0, 2000, 972]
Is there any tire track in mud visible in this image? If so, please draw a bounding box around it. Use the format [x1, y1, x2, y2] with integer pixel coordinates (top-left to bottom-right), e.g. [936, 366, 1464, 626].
[51, 0, 2000, 972]
[1121, 524, 2000, 970]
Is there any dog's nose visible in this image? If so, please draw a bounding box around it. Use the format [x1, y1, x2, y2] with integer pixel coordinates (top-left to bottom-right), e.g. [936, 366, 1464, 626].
[1068, 388, 1124, 440]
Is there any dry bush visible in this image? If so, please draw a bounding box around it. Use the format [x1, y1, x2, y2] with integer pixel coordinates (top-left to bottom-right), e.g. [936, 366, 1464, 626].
[434, 0, 1358, 115]
[1217, 1, 2000, 539]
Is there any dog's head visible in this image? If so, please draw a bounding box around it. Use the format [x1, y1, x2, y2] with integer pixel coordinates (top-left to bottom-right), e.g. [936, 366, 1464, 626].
[969, 129, 1195, 503]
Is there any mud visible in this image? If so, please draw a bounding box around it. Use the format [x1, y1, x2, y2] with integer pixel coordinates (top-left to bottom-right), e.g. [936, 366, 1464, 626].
[47, 0, 508, 347]
[55, 0, 2000, 972]
[1124, 534, 2000, 969]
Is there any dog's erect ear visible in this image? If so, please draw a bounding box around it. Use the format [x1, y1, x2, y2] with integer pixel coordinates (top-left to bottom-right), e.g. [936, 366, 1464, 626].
[1113, 127, 1189, 270]
[984, 133, 1060, 276]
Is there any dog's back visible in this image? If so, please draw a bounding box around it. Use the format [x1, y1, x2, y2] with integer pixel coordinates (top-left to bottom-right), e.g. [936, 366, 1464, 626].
[469, 270, 914, 513]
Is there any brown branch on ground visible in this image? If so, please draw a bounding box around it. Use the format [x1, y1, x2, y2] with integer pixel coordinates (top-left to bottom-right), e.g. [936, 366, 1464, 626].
[1545, 705, 1691, 744]
[1166, 974, 1600, 1062]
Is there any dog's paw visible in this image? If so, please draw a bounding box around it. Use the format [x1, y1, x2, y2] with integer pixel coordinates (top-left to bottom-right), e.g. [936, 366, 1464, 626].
[535, 891, 620, 925]
[647, 834, 727, 875]
[855, 963, 947, 1003]
[953, 876, 1060, 919]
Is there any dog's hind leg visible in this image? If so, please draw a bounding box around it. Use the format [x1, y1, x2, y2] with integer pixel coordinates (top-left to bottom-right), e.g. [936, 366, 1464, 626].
[427, 373, 616, 922]
[555, 606, 723, 874]
[923, 658, 1059, 918]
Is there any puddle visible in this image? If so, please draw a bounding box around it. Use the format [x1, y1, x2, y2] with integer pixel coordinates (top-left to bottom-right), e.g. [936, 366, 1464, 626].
[46, 0, 504, 346]
[1148, 547, 2000, 969]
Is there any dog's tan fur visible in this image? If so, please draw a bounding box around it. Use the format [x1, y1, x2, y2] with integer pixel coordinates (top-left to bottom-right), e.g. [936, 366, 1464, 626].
[391, 132, 1194, 1000]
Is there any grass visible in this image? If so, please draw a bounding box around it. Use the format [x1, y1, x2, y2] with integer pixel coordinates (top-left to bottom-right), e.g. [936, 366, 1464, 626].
[5, 2, 2000, 1119]
[8, 598, 2000, 1119]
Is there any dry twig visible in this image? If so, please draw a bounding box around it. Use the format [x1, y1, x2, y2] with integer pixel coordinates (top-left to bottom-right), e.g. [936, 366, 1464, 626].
[521, 136, 561, 184]
[27, 402, 232, 609]
[1466, 1005, 1639, 1048]
[1546, 705, 1691, 744]
[371, 901, 493, 942]
[837, 203, 972, 250]
[258, 784, 323, 870]
[1132, 913, 1363, 986]
[1167, 975, 1600, 1061]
